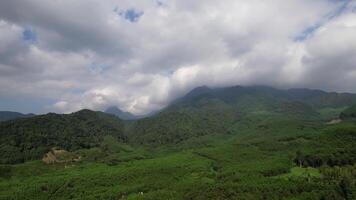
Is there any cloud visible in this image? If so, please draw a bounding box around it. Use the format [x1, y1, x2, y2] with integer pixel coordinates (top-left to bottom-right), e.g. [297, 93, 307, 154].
[0, 0, 355, 114]
[299, 11, 356, 92]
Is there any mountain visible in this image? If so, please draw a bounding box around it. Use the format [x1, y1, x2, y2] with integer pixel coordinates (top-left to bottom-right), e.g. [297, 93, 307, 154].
[287, 88, 356, 108]
[105, 106, 140, 120]
[175, 85, 356, 109]
[0, 111, 35, 122]
[129, 85, 356, 145]
[0, 109, 126, 164]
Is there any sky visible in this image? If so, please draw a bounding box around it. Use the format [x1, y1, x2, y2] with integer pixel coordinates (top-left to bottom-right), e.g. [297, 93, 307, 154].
[0, 0, 356, 115]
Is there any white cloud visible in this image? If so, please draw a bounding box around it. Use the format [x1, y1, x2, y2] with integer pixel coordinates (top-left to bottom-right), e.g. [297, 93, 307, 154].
[0, 0, 355, 114]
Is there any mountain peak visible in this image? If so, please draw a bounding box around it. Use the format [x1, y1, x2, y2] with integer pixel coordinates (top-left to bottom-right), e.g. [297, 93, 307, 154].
[186, 86, 211, 96]
[105, 106, 138, 120]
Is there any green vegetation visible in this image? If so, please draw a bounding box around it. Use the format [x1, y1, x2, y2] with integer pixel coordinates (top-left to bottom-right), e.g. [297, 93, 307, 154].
[340, 104, 356, 120]
[278, 167, 321, 179]
[129, 86, 328, 145]
[0, 110, 125, 164]
[293, 123, 356, 168]
[318, 107, 347, 121]
[1, 86, 356, 199]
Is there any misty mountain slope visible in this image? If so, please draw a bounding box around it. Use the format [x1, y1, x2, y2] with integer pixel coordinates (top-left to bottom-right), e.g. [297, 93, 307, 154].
[1, 85, 355, 163]
[290, 90, 356, 109]
[130, 98, 237, 144]
[0, 111, 35, 122]
[105, 106, 139, 120]
[176, 86, 356, 109]
[105, 106, 157, 120]
[0, 109, 126, 164]
[129, 86, 329, 145]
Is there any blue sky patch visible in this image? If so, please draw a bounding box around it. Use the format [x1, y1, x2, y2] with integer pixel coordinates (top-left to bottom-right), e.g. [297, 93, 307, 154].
[114, 7, 144, 23]
[295, 0, 351, 41]
[156, 1, 164, 7]
[89, 62, 112, 74]
[294, 23, 323, 41]
[22, 28, 37, 42]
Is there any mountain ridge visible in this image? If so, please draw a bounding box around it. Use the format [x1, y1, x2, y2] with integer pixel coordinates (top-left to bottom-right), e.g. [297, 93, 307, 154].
[104, 106, 159, 120]
[105, 106, 139, 120]
[2, 85, 356, 162]
[0, 111, 35, 122]
[129, 85, 356, 145]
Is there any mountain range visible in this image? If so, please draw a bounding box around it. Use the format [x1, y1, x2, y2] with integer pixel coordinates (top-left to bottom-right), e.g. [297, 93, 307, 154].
[1, 85, 356, 163]
[0, 111, 35, 122]
[1, 85, 356, 199]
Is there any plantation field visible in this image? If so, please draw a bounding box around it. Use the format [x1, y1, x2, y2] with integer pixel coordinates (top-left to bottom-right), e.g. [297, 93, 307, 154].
[1, 114, 355, 200]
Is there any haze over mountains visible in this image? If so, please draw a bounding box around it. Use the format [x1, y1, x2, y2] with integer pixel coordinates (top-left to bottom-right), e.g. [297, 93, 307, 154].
[104, 106, 155, 120]
[105, 106, 140, 120]
[1, 85, 356, 163]
[0, 111, 35, 122]
[3, 85, 356, 120]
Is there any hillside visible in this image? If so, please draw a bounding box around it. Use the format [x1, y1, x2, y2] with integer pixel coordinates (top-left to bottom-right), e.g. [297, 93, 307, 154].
[0, 111, 35, 122]
[340, 104, 356, 119]
[129, 86, 354, 145]
[0, 109, 126, 164]
[175, 86, 356, 110]
[130, 98, 237, 144]
[2, 86, 356, 162]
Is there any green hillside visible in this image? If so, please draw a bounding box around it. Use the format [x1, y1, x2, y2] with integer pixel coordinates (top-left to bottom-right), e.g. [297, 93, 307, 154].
[0, 110, 125, 164]
[129, 86, 347, 145]
[340, 104, 356, 119]
[130, 98, 237, 145]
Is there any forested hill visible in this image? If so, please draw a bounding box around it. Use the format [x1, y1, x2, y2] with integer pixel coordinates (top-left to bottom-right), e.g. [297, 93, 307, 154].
[0, 109, 125, 164]
[174, 86, 356, 109]
[129, 86, 356, 145]
[0, 111, 35, 122]
[2, 85, 356, 163]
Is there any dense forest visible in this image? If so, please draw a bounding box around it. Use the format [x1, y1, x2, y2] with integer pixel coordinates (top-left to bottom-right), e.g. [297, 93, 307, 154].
[0, 109, 125, 164]
[0, 86, 356, 199]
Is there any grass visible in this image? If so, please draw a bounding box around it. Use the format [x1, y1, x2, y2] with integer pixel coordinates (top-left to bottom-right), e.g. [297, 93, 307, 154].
[318, 107, 347, 121]
[278, 167, 321, 179]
